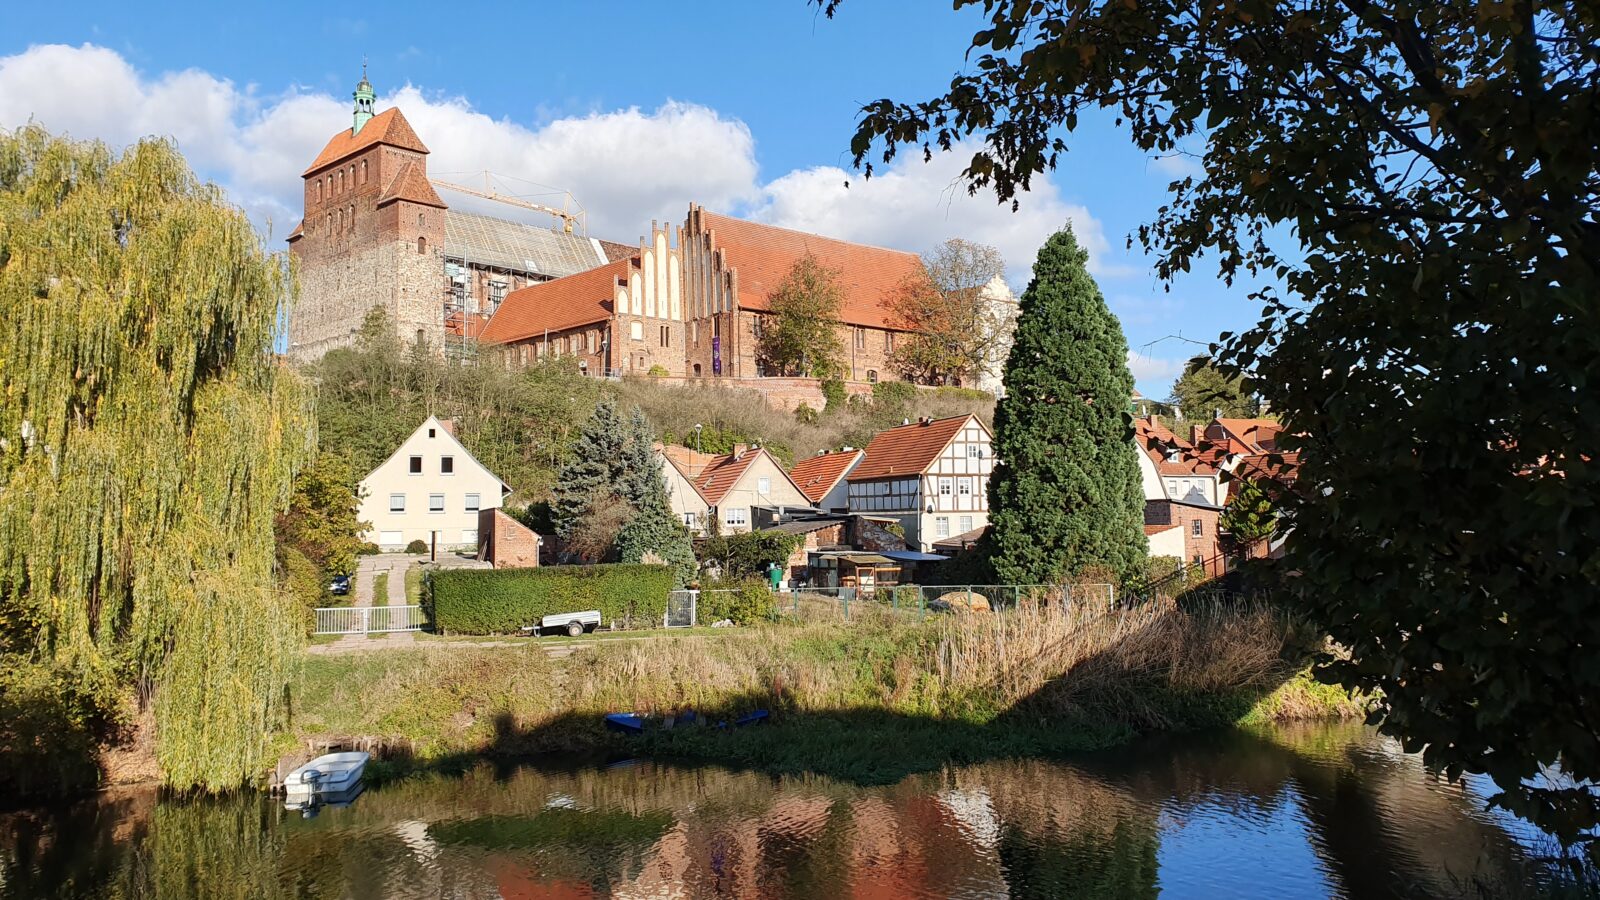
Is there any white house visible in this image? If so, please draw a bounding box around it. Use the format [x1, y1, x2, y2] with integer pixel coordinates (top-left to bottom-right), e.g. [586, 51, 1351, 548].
[846, 414, 995, 551]
[656, 443, 811, 535]
[358, 416, 511, 552]
[1132, 415, 1227, 507]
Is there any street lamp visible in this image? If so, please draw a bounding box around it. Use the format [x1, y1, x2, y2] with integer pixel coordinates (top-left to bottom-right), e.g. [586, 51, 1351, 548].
[693, 423, 703, 454]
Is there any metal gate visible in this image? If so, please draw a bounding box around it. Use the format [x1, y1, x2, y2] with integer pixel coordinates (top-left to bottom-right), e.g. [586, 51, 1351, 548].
[313, 605, 427, 635]
[665, 590, 697, 628]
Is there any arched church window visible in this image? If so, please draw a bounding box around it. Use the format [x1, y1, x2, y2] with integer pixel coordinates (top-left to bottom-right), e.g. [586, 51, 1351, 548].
[348, 204, 355, 230]
[361, 160, 368, 184]
[417, 236, 427, 255]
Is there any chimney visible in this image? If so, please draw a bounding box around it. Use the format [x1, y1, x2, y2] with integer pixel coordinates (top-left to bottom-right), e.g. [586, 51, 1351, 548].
[919, 416, 932, 426]
[439, 418, 457, 437]
[732, 442, 749, 459]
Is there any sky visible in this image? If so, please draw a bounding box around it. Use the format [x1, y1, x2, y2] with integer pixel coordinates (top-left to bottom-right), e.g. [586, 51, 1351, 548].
[0, 1, 1262, 398]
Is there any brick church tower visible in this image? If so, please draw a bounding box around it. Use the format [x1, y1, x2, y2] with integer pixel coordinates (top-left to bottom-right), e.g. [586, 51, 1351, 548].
[287, 71, 448, 360]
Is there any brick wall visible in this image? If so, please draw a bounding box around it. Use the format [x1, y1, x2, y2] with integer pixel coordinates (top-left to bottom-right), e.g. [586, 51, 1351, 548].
[1144, 500, 1220, 564]
[478, 508, 541, 568]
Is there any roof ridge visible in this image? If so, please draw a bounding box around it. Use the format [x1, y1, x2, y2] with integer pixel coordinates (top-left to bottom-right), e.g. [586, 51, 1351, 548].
[702, 209, 920, 259]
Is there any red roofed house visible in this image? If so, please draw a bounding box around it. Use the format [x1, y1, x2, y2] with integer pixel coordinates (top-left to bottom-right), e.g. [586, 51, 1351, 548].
[287, 73, 621, 361]
[788, 448, 866, 513]
[1132, 415, 1226, 507]
[655, 444, 811, 535]
[847, 414, 995, 551]
[1204, 417, 1285, 454]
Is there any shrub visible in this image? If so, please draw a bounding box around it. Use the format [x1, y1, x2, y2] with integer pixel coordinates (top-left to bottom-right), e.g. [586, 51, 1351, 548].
[871, 380, 917, 409]
[793, 402, 819, 425]
[698, 578, 777, 624]
[0, 659, 126, 800]
[647, 364, 671, 377]
[821, 378, 848, 413]
[697, 531, 802, 580]
[430, 564, 674, 634]
[357, 542, 381, 556]
[405, 539, 429, 554]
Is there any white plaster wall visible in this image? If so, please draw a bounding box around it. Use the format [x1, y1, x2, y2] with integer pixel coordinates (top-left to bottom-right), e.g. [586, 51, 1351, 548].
[358, 417, 506, 550]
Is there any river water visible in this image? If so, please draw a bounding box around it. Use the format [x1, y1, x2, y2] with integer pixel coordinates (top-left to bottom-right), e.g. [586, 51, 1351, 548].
[0, 722, 1566, 898]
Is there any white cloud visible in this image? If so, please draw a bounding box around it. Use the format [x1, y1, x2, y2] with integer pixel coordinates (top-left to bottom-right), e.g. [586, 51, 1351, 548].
[1149, 152, 1203, 180]
[0, 43, 1124, 284]
[1126, 350, 1184, 387]
[751, 145, 1125, 287]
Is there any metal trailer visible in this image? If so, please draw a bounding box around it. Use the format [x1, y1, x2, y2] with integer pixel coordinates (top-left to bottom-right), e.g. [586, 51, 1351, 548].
[521, 609, 602, 637]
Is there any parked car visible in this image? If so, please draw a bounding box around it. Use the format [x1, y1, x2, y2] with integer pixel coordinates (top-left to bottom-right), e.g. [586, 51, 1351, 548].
[329, 575, 351, 596]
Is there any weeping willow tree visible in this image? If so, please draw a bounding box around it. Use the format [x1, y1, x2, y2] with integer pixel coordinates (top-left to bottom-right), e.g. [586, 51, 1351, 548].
[0, 126, 314, 791]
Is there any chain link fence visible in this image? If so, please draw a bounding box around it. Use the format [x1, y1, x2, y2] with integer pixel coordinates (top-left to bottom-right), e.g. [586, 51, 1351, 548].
[773, 583, 1116, 623]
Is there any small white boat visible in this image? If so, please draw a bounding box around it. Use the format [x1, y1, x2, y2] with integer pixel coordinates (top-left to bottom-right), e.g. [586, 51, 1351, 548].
[283, 751, 369, 803]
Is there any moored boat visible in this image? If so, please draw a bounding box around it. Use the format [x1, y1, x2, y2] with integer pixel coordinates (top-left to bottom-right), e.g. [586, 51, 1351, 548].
[283, 751, 369, 802]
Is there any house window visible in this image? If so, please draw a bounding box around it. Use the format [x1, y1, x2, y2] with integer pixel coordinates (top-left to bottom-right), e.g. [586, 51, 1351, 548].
[417, 236, 427, 255]
[630, 321, 644, 341]
[440, 456, 454, 475]
[958, 478, 972, 497]
[489, 281, 508, 310]
[724, 507, 749, 527]
[683, 512, 697, 528]
[967, 444, 981, 459]
[1192, 519, 1203, 536]
[389, 493, 406, 513]
[854, 327, 866, 350]
[935, 517, 950, 538]
[462, 529, 478, 544]
[939, 477, 953, 496]
[428, 427, 437, 438]
[867, 370, 878, 383]
[659, 325, 670, 347]
[960, 515, 974, 534]
[429, 494, 445, 514]
[465, 493, 480, 513]
[885, 332, 896, 352]
[757, 476, 771, 494]
[408, 456, 423, 474]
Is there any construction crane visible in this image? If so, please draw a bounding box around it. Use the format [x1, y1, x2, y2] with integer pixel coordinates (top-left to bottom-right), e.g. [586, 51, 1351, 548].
[429, 172, 585, 234]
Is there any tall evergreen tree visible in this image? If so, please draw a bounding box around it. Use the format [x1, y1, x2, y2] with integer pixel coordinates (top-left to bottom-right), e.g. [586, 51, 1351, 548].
[987, 227, 1145, 584]
[618, 407, 658, 506]
[550, 397, 628, 541]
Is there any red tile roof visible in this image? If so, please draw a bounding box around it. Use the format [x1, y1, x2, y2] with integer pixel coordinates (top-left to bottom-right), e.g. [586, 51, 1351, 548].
[788, 449, 865, 503]
[478, 258, 633, 345]
[1232, 450, 1302, 487]
[694, 449, 783, 506]
[1210, 418, 1284, 453]
[1144, 524, 1182, 535]
[698, 209, 924, 330]
[849, 415, 980, 481]
[303, 107, 429, 176]
[287, 219, 303, 241]
[377, 160, 446, 209]
[1133, 416, 1219, 476]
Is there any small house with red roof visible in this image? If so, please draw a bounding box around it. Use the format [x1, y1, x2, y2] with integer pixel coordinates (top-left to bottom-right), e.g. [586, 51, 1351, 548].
[846, 414, 995, 551]
[788, 448, 866, 513]
[1132, 415, 1227, 507]
[655, 444, 811, 535]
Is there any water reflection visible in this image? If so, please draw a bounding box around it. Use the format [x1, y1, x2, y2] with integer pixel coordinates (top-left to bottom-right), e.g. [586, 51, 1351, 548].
[0, 723, 1555, 899]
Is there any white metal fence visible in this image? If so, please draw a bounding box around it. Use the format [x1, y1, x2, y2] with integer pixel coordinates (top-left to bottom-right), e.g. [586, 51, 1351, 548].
[665, 590, 698, 628]
[313, 605, 427, 635]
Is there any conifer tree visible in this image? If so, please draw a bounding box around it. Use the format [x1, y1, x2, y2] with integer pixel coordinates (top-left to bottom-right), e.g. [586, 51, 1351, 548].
[0, 128, 314, 792]
[987, 227, 1146, 584]
[550, 397, 628, 541]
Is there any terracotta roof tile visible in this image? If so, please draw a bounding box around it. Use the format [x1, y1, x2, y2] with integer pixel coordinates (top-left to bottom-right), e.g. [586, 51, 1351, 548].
[695, 450, 768, 506]
[596, 238, 637, 263]
[378, 160, 446, 209]
[699, 210, 924, 330]
[1144, 524, 1182, 535]
[479, 258, 634, 345]
[287, 219, 303, 241]
[303, 107, 428, 176]
[1133, 416, 1220, 475]
[849, 415, 979, 481]
[788, 449, 865, 503]
[1211, 417, 1284, 453]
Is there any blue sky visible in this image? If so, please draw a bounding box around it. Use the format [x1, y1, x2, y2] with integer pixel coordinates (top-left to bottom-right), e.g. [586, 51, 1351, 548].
[1, 1, 1262, 396]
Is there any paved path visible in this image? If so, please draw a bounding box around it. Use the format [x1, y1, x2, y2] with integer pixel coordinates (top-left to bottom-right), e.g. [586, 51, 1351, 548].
[338, 553, 422, 647]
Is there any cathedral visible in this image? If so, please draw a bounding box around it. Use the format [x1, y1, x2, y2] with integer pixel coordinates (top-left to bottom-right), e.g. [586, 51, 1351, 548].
[287, 72, 630, 360]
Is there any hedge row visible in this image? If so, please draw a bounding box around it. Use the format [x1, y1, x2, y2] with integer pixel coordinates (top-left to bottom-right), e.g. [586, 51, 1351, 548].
[428, 564, 674, 634]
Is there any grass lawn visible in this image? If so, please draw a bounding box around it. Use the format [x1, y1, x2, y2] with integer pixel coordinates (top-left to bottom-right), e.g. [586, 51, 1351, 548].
[414, 625, 730, 644]
[369, 573, 389, 640]
[405, 564, 422, 605]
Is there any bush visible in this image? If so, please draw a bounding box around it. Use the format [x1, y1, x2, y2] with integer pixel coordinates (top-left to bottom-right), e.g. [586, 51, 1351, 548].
[647, 364, 671, 377]
[698, 578, 777, 624]
[405, 539, 429, 554]
[357, 542, 381, 556]
[429, 564, 674, 634]
[697, 531, 802, 580]
[0, 660, 126, 800]
[821, 378, 848, 413]
[793, 402, 819, 425]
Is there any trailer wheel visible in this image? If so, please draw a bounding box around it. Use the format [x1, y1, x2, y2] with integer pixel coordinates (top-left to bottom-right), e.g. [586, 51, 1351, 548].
[566, 620, 584, 637]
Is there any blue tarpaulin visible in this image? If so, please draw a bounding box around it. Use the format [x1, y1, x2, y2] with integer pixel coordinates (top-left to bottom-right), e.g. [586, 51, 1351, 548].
[880, 550, 950, 563]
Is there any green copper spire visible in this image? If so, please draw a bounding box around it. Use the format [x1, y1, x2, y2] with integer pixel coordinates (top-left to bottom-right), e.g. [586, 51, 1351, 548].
[352, 61, 375, 134]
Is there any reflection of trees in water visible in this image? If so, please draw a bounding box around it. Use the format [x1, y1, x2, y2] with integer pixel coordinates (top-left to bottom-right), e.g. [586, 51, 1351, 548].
[0, 726, 1544, 899]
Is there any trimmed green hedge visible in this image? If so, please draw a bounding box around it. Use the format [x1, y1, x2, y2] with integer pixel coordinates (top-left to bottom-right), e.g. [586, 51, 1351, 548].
[429, 564, 673, 634]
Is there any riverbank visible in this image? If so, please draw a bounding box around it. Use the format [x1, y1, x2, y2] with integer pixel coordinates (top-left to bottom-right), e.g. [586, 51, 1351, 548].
[277, 598, 1365, 785]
